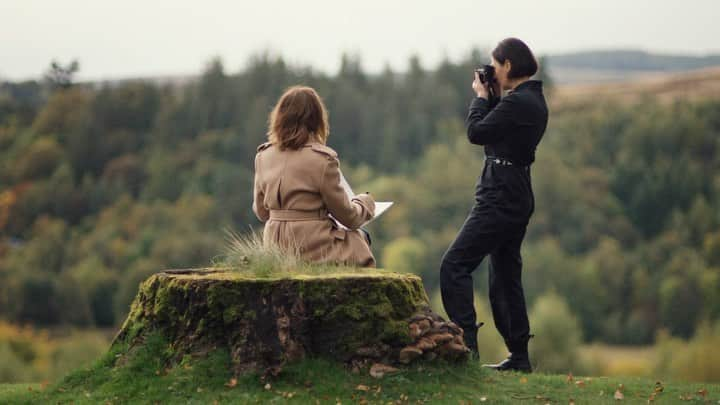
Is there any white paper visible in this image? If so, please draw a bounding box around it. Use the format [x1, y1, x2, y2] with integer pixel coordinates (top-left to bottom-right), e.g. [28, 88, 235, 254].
[330, 171, 393, 230]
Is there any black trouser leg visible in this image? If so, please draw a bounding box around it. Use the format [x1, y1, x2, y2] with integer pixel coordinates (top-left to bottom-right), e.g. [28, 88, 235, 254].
[489, 227, 531, 353]
[488, 258, 511, 340]
[440, 207, 503, 332]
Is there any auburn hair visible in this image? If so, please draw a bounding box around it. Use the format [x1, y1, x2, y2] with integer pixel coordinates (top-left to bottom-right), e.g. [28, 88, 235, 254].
[267, 86, 329, 150]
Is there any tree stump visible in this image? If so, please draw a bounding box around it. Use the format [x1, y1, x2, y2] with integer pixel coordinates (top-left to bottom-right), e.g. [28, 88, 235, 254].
[112, 268, 469, 376]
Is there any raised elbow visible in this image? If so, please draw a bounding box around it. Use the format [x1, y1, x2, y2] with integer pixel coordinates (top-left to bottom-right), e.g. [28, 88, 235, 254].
[252, 201, 269, 222]
[466, 124, 486, 145]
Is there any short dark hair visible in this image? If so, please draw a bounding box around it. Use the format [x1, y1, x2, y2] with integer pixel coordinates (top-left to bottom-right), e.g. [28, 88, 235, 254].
[491, 38, 538, 79]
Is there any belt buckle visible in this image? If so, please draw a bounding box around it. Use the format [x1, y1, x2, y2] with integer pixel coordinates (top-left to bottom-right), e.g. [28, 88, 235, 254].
[494, 158, 500, 164]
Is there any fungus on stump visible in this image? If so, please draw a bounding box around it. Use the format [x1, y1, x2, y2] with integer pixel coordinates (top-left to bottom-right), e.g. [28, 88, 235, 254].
[112, 268, 469, 377]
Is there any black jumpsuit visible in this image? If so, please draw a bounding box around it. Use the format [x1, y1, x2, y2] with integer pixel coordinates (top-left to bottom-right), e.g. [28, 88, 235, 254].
[440, 79, 548, 353]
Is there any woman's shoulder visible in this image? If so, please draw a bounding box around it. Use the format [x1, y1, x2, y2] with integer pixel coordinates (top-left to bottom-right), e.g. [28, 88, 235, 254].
[306, 142, 338, 160]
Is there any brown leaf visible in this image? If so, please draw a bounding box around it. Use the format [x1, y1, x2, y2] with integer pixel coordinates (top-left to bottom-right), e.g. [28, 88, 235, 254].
[566, 372, 574, 383]
[519, 377, 528, 384]
[369, 363, 399, 379]
[678, 393, 693, 401]
[356, 384, 370, 392]
[697, 388, 708, 398]
[575, 380, 585, 388]
[225, 377, 238, 388]
[614, 389, 624, 400]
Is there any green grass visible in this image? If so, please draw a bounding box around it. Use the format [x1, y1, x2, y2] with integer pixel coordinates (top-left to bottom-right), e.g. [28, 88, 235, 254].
[1, 332, 718, 404]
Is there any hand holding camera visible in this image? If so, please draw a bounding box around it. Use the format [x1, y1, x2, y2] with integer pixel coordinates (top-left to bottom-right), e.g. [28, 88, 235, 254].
[473, 65, 501, 107]
[472, 70, 489, 99]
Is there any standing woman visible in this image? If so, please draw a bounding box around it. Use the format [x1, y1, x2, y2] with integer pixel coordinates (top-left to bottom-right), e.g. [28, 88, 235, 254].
[439, 38, 548, 372]
[252, 86, 376, 267]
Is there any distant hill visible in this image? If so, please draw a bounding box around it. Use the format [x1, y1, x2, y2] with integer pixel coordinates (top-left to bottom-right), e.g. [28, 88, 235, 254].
[545, 49, 720, 84]
[551, 66, 720, 109]
[548, 49, 720, 71]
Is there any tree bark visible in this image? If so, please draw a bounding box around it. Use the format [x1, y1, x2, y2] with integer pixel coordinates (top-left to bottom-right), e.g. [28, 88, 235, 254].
[113, 268, 468, 376]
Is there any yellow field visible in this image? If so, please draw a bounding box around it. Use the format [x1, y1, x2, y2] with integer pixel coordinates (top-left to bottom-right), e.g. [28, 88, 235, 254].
[551, 66, 720, 110]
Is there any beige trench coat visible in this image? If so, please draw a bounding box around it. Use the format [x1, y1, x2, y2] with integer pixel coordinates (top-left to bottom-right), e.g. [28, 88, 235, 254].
[252, 141, 376, 267]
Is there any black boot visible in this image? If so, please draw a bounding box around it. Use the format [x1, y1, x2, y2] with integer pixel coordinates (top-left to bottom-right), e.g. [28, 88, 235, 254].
[482, 351, 532, 372]
[462, 322, 484, 359]
[482, 335, 533, 372]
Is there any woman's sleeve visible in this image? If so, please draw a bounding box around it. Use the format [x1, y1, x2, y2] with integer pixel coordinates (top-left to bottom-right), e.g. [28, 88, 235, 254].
[252, 153, 269, 222]
[466, 95, 519, 145]
[320, 156, 375, 230]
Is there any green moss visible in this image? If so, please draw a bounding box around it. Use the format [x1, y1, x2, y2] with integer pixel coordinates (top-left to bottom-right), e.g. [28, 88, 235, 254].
[112, 269, 430, 370]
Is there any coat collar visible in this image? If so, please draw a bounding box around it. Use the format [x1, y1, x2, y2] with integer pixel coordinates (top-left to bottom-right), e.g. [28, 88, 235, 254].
[508, 79, 543, 94]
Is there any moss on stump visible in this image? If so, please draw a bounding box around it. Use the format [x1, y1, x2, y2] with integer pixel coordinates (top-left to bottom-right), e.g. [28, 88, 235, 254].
[112, 268, 468, 376]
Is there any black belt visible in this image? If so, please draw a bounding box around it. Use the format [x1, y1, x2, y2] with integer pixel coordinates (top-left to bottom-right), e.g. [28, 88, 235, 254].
[485, 156, 531, 171]
[485, 156, 516, 166]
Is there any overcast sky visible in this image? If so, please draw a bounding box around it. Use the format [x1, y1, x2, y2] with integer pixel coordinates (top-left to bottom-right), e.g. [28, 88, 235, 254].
[2, 0, 718, 81]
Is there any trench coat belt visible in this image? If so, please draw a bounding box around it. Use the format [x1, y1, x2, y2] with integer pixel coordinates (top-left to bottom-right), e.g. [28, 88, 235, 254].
[268, 209, 329, 221]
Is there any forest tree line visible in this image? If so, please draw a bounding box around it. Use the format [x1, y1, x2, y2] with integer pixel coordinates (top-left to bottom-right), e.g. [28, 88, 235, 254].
[1, 51, 719, 347]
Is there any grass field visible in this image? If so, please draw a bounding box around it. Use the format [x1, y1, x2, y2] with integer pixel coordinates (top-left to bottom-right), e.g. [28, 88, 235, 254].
[0, 333, 717, 404]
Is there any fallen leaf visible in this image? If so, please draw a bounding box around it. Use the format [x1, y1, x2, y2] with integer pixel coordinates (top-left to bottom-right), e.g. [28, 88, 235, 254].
[697, 388, 708, 398]
[520, 377, 528, 384]
[679, 393, 693, 400]
[575, 380, 585, 388]
[264, 383, 272, 390]
[369, 363, 399, 379]
[566, 372, 574, 383]
[225, 378, 237, 388]
[196, 387, 203, 393]
[356, 384, 370, 392]
[614, 389, 624, 400]
[569, 399, 575, 405]
[479, 397, 487, 402]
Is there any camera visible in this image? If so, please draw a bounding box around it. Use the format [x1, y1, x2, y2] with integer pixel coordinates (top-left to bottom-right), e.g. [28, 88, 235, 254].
[473, 64, 500, 107]
[474, 65, 495, 84]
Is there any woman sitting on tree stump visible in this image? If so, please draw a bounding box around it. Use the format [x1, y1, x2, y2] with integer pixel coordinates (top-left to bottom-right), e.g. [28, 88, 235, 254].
[252, 86, 376, 267]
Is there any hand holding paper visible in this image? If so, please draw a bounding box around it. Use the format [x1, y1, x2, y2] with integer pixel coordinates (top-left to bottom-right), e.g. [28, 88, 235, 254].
[333, 171, 393, 229]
